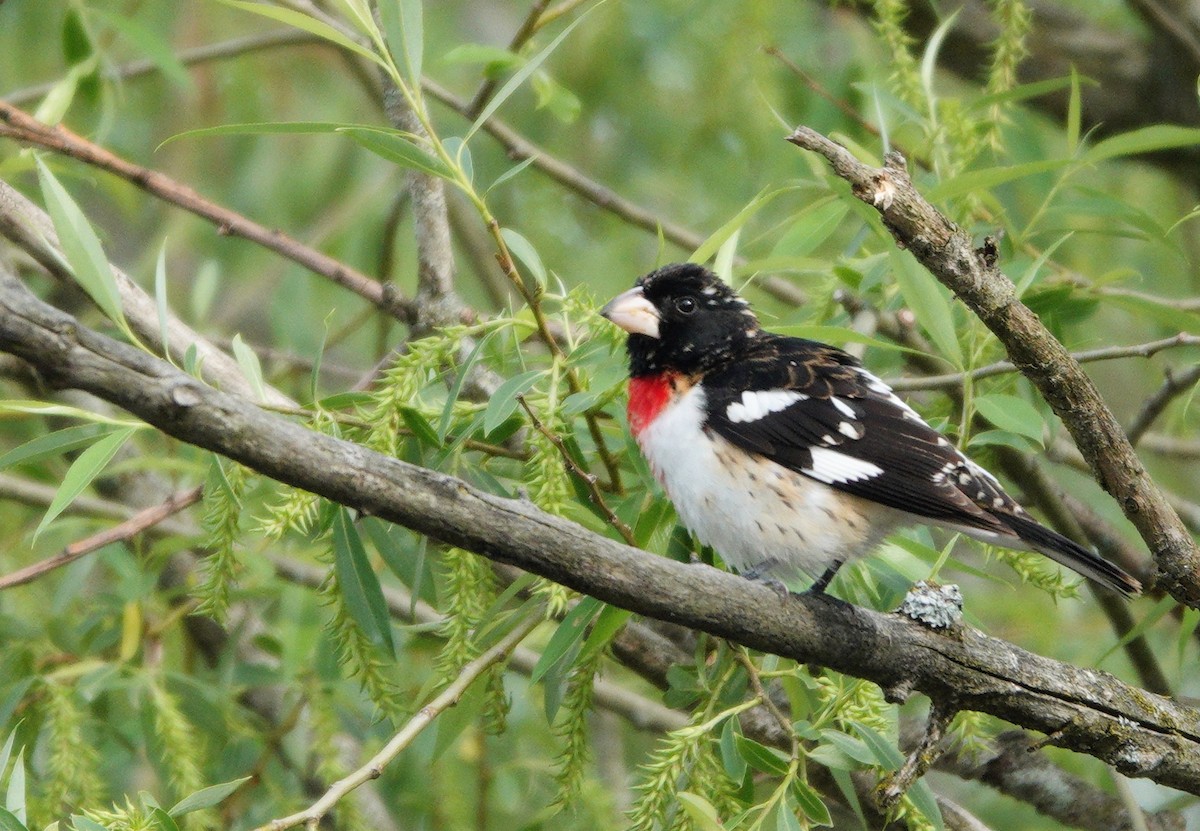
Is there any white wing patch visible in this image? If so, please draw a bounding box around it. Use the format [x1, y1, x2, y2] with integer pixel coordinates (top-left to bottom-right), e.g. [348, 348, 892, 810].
[805, 447, 884, 484]
[726, 389, 808, 423]
[857, 367, 924, 422]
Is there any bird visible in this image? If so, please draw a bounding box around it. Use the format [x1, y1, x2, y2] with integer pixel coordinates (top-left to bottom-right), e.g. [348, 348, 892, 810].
[600, 262, 1142, 597]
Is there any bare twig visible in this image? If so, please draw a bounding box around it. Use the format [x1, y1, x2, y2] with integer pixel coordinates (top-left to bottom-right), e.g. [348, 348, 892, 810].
[254, 609, 543, 831]
[877, 701, 957, 811]
[1127, 364, 1200, 446]
[517, 394, 634, 544]
[787, 124, 1200, 607]
[0, 484, 203, 590]
[4, 30, 318, 107]
[886, 334, 1200, 392]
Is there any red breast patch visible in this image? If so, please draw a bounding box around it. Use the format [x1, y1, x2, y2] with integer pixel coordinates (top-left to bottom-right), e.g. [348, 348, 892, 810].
[628, 374, 674, 437]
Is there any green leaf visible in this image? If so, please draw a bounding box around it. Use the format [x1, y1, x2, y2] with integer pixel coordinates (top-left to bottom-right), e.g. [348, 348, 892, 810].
[769, 797, 802, 831]
[849, 722, 903, 770]
[771, 197, 847, 258]
[331, 508, 396, 656]
[437, 333, 492, 442]
[71, 816, 108, 831]
[340, 127, 454, 179]
[34, 427, 137, 541]
[36, 159, 126, 329]
[0, 423, 111, 472]
[577, 603, 631, 664]
[817, 729, 876, 766]
[378, 0, 423, 87]
[531, 596, 601, 684]
[926, 159, 1069, 202]
[1095, 595, 1175, 665]
[486, 156, 537, 195]
[168, 776, 251, 816]
[734, 735, 790, 776]
[400, 407, 441, 447]
[0, 809, 25, 831]
[230, 335, 266, 402]
[972, 393, 1046, 446]
[484, 370, 543, 435]
[442, 43, 523, 70]
[443, 136, 473, 184]
[148, 808, 181, 831]
[216, 0, 385, 68]
[719, 718, 748, 781]
[790, 778, 832, 826]
[1015, 232, 1072, 296]
[161, 121, 350, 149]
[1066, 67, 1081, 155]
[890, 251, 962, 366]
[1083, 125, 1200, 165]
[690, 187, 786, 266]
[907, 778, 945, 831]
[0, 732, 16, 793]
[772, 325, 922, 356]
[0, 400, 142, 427]
[91, 9, 191, 89]
[501, 228, 546, 286]
[677, 793, 725, 831]
[465, 9, 593, 143]
[4, 750, 24, 824]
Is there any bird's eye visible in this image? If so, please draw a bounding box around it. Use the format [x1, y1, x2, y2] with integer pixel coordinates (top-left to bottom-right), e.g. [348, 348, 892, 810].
[675, 296, 697, 315]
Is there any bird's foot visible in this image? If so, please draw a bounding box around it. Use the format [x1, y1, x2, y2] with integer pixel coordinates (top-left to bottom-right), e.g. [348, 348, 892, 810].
[741, 560, 791, 600]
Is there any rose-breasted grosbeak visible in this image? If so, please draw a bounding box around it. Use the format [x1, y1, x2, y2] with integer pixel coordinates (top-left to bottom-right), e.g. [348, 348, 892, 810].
[601, 262, 1141, 597]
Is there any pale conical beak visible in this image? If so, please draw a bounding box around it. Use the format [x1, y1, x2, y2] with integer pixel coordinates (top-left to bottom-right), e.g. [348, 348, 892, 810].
[600, 286, 660, 338]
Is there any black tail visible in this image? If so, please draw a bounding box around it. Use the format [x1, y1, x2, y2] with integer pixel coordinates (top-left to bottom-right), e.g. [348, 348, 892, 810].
[1004, 513, 1142, 597]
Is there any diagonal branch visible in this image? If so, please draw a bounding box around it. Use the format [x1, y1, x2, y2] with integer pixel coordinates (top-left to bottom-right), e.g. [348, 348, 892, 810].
[0, 101, 419, 324]
[786, 124, 1200, 608]
[1, 271, 1198, 795]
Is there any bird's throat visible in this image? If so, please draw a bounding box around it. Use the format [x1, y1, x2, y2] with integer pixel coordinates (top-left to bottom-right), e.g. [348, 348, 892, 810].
[628, 373, 678, 437]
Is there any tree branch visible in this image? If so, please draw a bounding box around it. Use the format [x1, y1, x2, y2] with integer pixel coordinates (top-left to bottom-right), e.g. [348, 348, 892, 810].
[0, 101, 419, 324]
[1, 272, 1198, 795]
[786, 124, 1200, 607]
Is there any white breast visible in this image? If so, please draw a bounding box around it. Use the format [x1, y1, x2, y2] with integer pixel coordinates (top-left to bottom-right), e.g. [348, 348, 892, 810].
[636, 385, 898, 586]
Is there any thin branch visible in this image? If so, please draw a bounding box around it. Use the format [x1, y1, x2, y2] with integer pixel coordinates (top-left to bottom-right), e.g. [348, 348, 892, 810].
[878, 701, 957, 811]
[787, 124, 1200, 607]
[0, 484, 203, 590]
[1127, 364, 1200, 446]
[3, 30, 318, 107]
[886, 334, 1200, 392]
[2, 273, 1199, 795]
[255, 609, 543, 831]
[517, 394, 635, 544]
[0, 101, 420, 324]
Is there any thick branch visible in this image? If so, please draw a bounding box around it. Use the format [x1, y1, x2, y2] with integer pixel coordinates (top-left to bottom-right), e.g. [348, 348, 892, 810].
[1, 274, 1198, 794]
[787, 125, 1200, 607]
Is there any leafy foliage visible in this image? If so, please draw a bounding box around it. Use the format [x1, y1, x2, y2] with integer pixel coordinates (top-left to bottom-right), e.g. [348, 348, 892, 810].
[0, 1, 1198, 830]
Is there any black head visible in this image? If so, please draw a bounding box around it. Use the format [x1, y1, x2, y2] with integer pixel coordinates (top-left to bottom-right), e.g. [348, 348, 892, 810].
[600, 263, 759, 377]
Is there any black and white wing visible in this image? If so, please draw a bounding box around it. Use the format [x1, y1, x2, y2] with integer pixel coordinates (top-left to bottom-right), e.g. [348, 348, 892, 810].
[701, 335, 1140, 595]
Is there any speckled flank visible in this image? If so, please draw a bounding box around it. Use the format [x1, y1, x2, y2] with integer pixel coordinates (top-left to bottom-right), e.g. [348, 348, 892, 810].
[636, 384, 899, 582]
